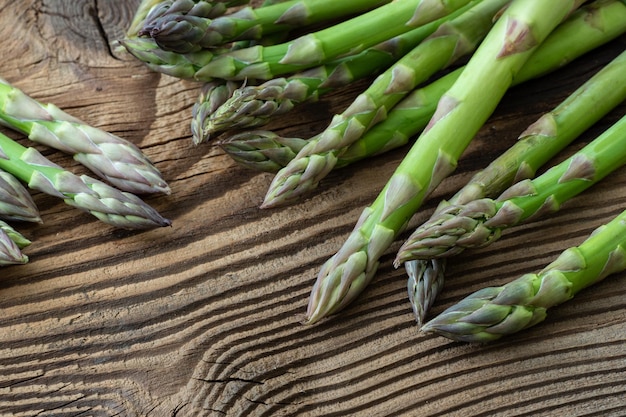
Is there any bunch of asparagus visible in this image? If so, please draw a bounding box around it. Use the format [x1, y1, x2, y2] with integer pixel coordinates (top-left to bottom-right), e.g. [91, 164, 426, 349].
[0, 78, 173, 266]
[122, 0, 626, 341]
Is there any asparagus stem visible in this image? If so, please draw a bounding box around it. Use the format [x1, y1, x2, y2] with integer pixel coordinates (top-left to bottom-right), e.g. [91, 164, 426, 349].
[0, 169, 41, 223]
[195, 3, 476, 141]
[262, 0, 507, 208]
[0, 78, 170, 195]
[398, 111, 626, 263]
[422, 204, 626, 342]
[193, 0, 479, 81]
[163, 0, 393, 52]
[0, 225, 27, 266]
[304, 0, 585, 324]
[0, 132, 171, 230]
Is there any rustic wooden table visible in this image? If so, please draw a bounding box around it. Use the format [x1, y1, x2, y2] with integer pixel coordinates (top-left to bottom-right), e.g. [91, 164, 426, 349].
[1, 1, 625, 416]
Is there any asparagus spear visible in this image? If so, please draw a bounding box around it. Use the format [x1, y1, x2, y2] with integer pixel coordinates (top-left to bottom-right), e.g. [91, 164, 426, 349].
[396, 111, 626, 264]
[138, 0, 252, 53]
[218, 130, 308, 171]
[262, 0, 507, 208]
[127, 0, 172, 39]
[0, 132, 171, 230]
[0, 226, 27, 266]
[216, 0, 626, 174]
[193, 5, 473, 141]
[147, 0, 393, 53]
[0, 170, 41, 223]
[422, 204, 626, 342]
[0, 78, 170, 195]
[304, 0, 585, 324]
[193, 0, 479, 81]
[191, 80, 241, 144]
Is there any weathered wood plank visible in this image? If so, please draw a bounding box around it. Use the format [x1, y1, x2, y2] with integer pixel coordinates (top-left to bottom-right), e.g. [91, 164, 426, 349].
[0, 1, 625, 416]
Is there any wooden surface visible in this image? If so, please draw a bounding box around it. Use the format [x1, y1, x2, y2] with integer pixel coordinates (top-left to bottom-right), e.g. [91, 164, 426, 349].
[1, 2, 625, 416]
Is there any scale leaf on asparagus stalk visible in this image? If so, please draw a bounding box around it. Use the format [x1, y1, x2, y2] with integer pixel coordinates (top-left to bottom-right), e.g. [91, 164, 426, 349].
[0, 78, 170, 195]
[303, 0, 586, 324]
[0, 132, 171, 230]
[396, 112, 626, 263]
[262, 0, 508, 208]
[422, 203, 626, 342]
[192, 0, 479, 81]
[0, 169, 41, 223]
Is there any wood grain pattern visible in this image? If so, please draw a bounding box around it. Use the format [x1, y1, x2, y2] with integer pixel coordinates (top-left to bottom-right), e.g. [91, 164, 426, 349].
[0, 1, 625, 416]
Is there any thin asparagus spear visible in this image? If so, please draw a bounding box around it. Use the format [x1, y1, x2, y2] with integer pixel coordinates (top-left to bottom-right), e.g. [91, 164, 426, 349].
[397, 112, 626, 263]
[216, 0, 626, 174]
[0, 170, 41, 223]
[138, 0, 252, 53]
[422, 204, 626, 342]
[218, 130, 308, 171]
[194, 4, 475, 141]
[262, 0, 507, 208]
[304, 0, 585, 324]
[191, 80, 241, 144]
[147, 0, 392, 53]
[0, 226, 27, 266]
[0, 132, 171, 230]
[193, 0, 479, 81]
[0, 78, 170, 195]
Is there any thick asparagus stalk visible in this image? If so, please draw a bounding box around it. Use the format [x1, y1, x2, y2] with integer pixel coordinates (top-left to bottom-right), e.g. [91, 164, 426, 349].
[0, 132, 171, 230]
[0, 170, 41, 223]
[0, 225, 27, 266]
[148, 0, 393, 53]
[193, 0, 479, 81]
[0, 78, 170, 195]
[194, 5, 473, 142]
[138, 0, 252, 53]
[304, 0, 585, 324]
[404, 45, 626, 325]
[262, 0, 507, 208]
[397, 112, 626, 263]
[422, 205, 626, 342]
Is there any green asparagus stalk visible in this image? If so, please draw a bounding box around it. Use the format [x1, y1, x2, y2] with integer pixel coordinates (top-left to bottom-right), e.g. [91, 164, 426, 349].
[262, 0, 507, 208]
[0, 132, 171, 230]
[193, 0, 479, 81]
[403, 44, 626, 325]
[396, 112, 626, 265]
[150, 0, 393, 53]
[304, 0, 585, 324]
[218, 130, 308, 171]
[0, 170, 41, 223]
[0, 78, 170, 195]
[0, 225, 27, 266]
[193, 5, 474, 141]
[191, 80, 241, 144]
[139, 0, 252, 53]
[422, 204, 626, 342]
[215, 0, 626, 175]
